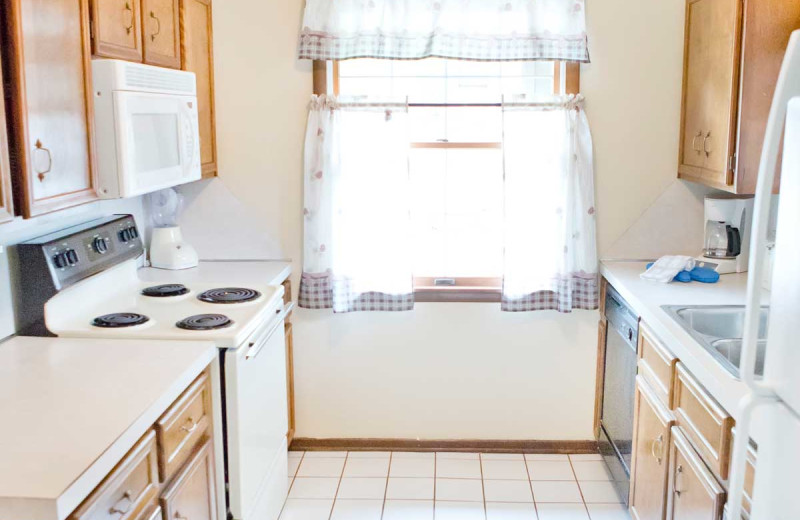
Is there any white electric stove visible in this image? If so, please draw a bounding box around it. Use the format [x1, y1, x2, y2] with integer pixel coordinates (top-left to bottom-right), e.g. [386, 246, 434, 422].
[16, 215, 289, 520]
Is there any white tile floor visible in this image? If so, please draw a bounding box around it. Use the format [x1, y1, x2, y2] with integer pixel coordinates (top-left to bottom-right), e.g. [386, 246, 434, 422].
[282, 452, 631, 520]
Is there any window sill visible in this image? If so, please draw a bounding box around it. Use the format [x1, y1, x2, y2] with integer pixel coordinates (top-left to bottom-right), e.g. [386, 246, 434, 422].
[414, 286, 501, 303]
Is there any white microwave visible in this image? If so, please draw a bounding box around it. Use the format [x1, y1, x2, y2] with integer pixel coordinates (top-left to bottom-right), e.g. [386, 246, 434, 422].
[92, 59, 201, 199]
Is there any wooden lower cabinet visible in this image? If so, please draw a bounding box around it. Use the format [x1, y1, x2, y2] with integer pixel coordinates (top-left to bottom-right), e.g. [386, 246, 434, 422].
[70, 431, 160, 520]
[160, 440, 216, 520]
[69, 371, 218, 520]
[667, 427, 726, 520]
[630, 377, 675, 520]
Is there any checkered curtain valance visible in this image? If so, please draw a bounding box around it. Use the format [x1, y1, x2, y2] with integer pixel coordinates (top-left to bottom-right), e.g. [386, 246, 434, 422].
[297, 0, 590, 63]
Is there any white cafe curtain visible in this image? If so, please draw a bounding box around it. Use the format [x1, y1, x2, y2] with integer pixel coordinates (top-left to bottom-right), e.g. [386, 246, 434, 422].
[501, 95, 598, 312]
[298, 0, 590, 63]
[298, 96, 415, 312]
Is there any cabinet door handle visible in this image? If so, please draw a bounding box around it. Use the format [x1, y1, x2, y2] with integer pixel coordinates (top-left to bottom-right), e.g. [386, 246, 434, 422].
[692, 131, 703, 152]
[674, 464, 685, 498]
[123, 2, 134, 34]
[109, 490, 133, 515]
[651, 433, 665, 465]
[180, 416, 198, 433]
[149, 11, 161, 41]
[703, 131, 712, 157]
[34, 139, 52, 181]
[174, 511, 188, 520]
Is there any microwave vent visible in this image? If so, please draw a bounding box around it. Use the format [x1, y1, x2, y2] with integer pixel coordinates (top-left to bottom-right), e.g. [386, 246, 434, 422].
[123, 64, 195, 95]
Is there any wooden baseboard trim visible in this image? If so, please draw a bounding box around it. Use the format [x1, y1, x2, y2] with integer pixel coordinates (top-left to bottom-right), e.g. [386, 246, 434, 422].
[289, 438, 598, 454]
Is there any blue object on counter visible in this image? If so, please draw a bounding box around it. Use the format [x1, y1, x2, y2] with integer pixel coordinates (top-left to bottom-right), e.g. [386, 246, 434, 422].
[644, 263, 719, 284]
[689, 266, 720, 283]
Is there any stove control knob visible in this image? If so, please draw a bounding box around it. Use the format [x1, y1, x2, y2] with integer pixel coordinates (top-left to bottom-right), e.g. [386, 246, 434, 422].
[65, 249, 79, 266]
[128, 226, 139, 239]
[53, 253, 67, 269]
[118, 229, 131, 243]
[93, 237, 108, 254]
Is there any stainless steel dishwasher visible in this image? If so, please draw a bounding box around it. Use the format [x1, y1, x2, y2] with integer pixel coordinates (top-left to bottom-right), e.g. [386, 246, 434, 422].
[599, 284, 639, 505]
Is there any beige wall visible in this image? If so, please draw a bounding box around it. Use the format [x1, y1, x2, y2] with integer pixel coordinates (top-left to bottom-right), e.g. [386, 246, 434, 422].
[206, 0, 691, 440]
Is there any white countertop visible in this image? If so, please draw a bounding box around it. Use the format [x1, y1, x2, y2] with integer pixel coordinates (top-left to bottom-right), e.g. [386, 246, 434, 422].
[600, 261, 766, 434]
[0, 336, 217, 520]
[138, 260, 292, 287]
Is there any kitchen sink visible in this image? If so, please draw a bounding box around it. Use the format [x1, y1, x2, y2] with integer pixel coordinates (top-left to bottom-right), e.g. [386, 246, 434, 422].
[661, 305, 769, 379]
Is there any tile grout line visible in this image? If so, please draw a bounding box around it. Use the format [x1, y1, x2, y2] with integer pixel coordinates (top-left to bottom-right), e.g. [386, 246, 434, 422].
[379, 452, 392, 520]
[522, 454, 540, 520]
[433, 452, 438, 518]
[568, 455, 593, 519]
[327, 452, 348, 520]
[278, 451, 304, 519]
[478, 453, 488, 520]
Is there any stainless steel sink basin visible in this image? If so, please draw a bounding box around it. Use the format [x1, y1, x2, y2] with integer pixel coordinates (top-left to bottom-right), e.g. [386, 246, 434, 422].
[661, 305, 769, 379]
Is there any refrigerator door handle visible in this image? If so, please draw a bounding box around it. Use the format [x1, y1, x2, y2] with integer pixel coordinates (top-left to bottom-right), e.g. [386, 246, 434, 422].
[726, 394, 779, 520]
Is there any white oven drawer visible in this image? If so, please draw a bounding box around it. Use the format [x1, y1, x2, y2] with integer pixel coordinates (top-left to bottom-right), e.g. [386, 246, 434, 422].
[224, 312, 288, 520]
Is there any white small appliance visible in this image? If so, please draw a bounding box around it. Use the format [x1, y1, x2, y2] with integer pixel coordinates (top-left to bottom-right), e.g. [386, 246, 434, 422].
[695, 195, 754, 274]
[148, 188, 199, 270]
[726, 29, 800, 520]
[92, 59, 201, 199]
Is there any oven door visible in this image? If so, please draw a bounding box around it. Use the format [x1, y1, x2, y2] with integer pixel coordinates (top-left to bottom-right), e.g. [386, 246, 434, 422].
[113, 91, 201, 197]
[224, 311, 288, 520]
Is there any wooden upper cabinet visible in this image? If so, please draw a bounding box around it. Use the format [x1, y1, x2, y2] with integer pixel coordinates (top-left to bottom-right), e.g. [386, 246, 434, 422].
[180, 0, 217, 177]
[679, 0, 800, 194]
[0, 55, 14, 224]
[90, 0, 144, 61]
[142, 0, 181, 68]
[2, 0, 99, 218]
[667, 427, 726, 520]
[160, 439, 217, 520]
[630, 377, 675, 520]
[679, 0, 743, 191]
[736, 0, 800, 194]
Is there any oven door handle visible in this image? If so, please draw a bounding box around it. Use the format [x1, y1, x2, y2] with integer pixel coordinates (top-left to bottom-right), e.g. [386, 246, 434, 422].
[245, 304, 291, 360]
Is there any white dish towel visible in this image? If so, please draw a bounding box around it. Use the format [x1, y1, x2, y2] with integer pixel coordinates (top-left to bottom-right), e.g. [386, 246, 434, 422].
[640, 255, 696, 283]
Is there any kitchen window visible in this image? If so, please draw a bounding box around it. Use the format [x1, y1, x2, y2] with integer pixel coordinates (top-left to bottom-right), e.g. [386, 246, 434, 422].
[314, 60, 580, 302]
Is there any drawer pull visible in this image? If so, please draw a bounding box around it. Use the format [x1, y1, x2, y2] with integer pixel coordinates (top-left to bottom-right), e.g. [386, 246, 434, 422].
[109, 490, 133, 515]
[180, 416, 198, 433]
[149, 11, 161, 41]
[123, 2, 134, 34]
[651, 433, 665, 465]
[674, 464, 684, 498]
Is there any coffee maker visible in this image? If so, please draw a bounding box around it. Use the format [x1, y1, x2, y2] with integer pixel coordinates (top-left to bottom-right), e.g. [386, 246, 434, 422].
[696, 195, 754, 274]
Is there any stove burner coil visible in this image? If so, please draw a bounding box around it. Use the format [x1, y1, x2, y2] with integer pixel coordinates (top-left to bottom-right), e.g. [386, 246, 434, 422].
[197, 287, 261, 304]
[141, 284, 190, 297]
[176, 314, 233, 331]
[92, 313, 150, 328]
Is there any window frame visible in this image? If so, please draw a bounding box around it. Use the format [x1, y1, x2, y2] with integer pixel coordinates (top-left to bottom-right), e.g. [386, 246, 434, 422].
[312, 59, 580, 301]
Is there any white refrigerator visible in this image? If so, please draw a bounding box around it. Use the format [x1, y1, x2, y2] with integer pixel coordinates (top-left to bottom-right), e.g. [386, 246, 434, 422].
[726, 30, 800, 520]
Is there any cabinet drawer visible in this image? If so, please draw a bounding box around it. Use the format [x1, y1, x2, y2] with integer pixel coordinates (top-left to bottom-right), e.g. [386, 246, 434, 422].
[638, 324, 678, 409]
[156, 371, 212, 481]
[667, 426, 726, 520]
[71, 430, 159, 520]
[674, 363, 734, 480]
[160, 439, 217, 520]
